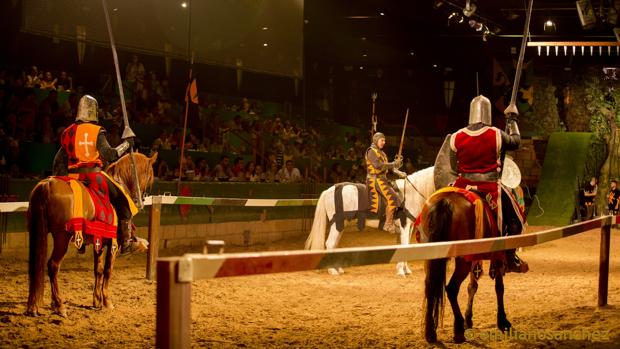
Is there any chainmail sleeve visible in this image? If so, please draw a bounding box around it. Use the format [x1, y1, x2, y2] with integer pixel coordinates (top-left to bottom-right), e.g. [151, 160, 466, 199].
[500, 118, 520, 151]
[366, 147, 394, 171]
[97, 128, 121, 163]
[52, 148, 68, 176]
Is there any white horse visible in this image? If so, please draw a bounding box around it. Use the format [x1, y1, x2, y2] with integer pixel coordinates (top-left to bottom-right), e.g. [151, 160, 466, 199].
[305, 166, 436, 276]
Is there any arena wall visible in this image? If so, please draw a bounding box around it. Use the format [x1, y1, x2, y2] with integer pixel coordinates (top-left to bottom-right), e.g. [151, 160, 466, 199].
[0, 218, 307, 259]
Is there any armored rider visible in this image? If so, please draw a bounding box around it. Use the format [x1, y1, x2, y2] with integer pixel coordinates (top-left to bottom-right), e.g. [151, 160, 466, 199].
[52, 94, 142, 255]
[365, 132, 407, 233]
[449, 95, 527, 273]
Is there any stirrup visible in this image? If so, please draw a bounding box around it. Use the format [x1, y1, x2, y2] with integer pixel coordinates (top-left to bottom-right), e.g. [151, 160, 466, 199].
[506, 254, 529, 273]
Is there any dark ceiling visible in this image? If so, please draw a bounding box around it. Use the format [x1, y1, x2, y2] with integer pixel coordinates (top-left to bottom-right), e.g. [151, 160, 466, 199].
[304, 0, 620, 67]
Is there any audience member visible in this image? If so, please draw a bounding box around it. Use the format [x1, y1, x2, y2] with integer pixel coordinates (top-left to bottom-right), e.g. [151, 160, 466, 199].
[276, 160, 302, 183]
[583, 177, 598, 219]
[212, 155, 234, 181]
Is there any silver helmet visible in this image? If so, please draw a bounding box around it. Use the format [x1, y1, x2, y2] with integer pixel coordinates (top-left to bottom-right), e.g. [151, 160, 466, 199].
[75, 95, 98, 123]
[468, 95, 492, 125]
[372, 132, 385, 147]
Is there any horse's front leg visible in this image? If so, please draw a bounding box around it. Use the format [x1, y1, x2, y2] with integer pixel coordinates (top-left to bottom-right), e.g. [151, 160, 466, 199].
[495, 261, 512, 332]
[101, 240, 116, 309]
[446, 258, 471, 343]
[325, 225, 344, 275]
[92, 244, 105, 309]
[48, 232, 71, 318]
[464, 262, 481, 329]
[396, 224, 412, 276]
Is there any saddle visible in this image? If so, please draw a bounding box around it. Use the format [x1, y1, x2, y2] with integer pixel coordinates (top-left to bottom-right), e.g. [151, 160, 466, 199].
[330, 182, 406, 232]
[53, 173, 118, 253]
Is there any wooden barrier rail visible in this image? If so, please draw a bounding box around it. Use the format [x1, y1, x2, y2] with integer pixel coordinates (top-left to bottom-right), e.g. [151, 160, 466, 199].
[0, 196, 318, 280]
[156, 216, 618, 349]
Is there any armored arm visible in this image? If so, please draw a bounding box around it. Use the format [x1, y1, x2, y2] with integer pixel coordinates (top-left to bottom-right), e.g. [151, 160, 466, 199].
[502, 104, 520, 151]
[52, 148, 68, 176]
[366, 148, 391, 171]
[97, 129, 131, 163]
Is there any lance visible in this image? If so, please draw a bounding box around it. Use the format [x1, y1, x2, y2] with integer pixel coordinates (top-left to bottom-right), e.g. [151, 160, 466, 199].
[396, 108, 409, 162]
[102, 0, 143, 209]
[500, 0, 533, 179]
[508, 0, 534, 112]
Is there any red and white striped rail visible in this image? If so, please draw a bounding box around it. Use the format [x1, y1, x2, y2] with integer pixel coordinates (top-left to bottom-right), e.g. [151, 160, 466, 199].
[156, 215, 619, 349]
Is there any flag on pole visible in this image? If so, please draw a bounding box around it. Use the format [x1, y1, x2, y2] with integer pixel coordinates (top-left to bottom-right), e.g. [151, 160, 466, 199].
[185, 78, 199, 104]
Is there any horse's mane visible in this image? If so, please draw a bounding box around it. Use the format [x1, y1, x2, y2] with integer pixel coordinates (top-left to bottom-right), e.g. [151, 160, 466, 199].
[107, 153, 141, 182]
[106, 152, 155, 192]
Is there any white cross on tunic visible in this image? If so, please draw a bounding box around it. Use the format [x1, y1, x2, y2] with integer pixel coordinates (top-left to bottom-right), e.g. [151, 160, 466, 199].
[79, 133, 94, 157]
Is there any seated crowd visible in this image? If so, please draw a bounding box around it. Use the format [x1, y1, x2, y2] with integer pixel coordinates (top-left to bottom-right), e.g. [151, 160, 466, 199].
[0, 56, 417, 184]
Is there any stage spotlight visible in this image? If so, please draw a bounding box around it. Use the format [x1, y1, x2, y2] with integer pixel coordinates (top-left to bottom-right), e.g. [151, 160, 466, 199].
[463, 0, 477, 17]
[448, 12, 464, 25]
[543, 19, 556, 32]
[468, 19, 484, 31]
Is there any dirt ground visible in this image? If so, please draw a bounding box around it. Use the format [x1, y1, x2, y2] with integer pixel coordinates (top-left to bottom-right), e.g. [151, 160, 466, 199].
[1, 226, 620, 349]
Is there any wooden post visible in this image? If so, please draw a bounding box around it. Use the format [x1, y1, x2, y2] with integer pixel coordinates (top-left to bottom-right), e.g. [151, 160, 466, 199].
[156, 258, 192, 349]
[598, 222, 611, 307]
[147, 196, 162, 281]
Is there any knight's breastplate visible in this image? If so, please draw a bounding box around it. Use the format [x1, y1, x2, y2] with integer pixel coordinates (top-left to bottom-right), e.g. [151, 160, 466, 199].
[453, 127, 500, 174]
[365, 147, 388, 176]
[61, 123, 103, 170]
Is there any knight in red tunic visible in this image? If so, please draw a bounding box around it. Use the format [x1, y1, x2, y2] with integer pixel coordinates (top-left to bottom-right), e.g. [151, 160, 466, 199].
[52, 95, 141, 255]
[449, 95, 527, 273]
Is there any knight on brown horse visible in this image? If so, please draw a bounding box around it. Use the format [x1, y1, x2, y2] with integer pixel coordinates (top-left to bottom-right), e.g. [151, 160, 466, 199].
[52, 94, 141, 255]
[447, 96, 527, 273]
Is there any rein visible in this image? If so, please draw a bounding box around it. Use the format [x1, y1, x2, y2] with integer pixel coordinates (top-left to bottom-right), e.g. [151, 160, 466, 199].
[398, 174, 429, 222]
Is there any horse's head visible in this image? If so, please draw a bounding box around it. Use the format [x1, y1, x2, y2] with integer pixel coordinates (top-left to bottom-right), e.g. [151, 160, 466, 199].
[107, 152, 157, 201]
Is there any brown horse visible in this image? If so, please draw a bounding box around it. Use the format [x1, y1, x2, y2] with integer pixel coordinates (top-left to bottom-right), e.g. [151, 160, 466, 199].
[419, 190, 511, 344]
[26, 152, 157, 317]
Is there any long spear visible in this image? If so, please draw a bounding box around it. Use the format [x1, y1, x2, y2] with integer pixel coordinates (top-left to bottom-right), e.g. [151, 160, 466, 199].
[508, 0, 534, 112]
[101, 0, 143, 209]
[500, 0, 533, 179]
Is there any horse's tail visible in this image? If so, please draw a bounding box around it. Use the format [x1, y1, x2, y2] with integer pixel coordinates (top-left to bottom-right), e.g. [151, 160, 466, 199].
[27, 180, 50, 313]
[423, 198, 452, 341]
[305, 189, 329, 250]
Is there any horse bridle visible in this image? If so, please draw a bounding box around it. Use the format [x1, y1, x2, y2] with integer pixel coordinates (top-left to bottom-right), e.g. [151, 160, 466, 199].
[398, 174, 429, 223]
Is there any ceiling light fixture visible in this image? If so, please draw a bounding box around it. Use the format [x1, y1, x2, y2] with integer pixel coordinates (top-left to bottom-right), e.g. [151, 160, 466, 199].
[543, 19, 556, 32]
[463, 0, 477, 17]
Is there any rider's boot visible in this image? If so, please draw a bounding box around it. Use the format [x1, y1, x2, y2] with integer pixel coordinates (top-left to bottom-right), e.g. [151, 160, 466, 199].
[504, 218, 528, 273]
[505, 249, 529, 273]
[383, 207, 400, 234]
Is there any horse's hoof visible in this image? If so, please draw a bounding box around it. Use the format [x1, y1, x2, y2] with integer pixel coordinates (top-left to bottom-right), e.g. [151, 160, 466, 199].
[465, 317, 473, 329]
[396, 271, 406, 278]
[54, 308, 68, 318]
[25, 309, 40, 317]
[425, 332, 437, 343]
[337, 267, 345, 275]
[327, 268, 340, 276]
[404, 266, 413, 275]
[498, 318, 512, 332]
[103, 302, 114, 310]
[454, 333, 466, 344]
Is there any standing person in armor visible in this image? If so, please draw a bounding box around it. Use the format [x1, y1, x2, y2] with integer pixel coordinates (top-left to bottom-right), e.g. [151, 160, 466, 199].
[449, 95, 527, 273]
[365, 132, 407, 233]
[52, 95, 142, 255]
